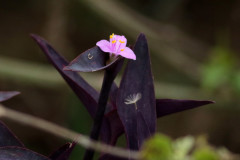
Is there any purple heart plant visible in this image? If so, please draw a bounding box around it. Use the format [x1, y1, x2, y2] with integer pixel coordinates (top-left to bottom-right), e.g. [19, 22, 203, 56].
[0, 33, 214, 160]
[32, 33, 213, 160]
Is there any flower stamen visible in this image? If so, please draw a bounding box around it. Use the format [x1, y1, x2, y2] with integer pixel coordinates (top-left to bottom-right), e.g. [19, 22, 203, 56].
[119, 40, 125, 43]
[96, 33, 136, 60]
[110, 33, 114, 39]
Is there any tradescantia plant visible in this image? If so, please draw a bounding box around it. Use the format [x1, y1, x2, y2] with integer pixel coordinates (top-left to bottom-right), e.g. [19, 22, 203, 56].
[32, 33, 213, 159]
[0, 33, 213, 160]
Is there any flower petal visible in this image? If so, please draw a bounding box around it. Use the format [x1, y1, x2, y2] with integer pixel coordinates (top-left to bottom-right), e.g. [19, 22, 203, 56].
[116, 35, 127, 53]
[119, 47, 136, 60]
[96, 40, 112, 53]
[118, 35, 127, 45]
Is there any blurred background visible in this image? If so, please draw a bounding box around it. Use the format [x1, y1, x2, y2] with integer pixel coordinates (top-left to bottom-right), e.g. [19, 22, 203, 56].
[0, 0, 240, 159]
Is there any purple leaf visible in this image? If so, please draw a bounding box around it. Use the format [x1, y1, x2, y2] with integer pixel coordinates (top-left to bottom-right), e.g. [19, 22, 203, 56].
[0, 146, 50, 160]
[101, 85, 123, 145]
[101, 99, 214, 147]
[116, 33, 156, 150]
[0, 121, 24, 147]
[156, 99, 215, 117]
[64, 46, 121, 72]
[31, 34, 120, 146]
[0, 91, 20, 102]
[101, 110, 124, 145]
[31, 34, 98, 117]
[136, 111, 151, 147]
[49, 142, 76, 160]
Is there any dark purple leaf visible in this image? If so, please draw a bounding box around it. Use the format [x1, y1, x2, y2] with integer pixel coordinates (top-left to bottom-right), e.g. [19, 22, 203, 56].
[49, 142, 76, 160]
[156, 99, 214, 117]
[0, 121, 24, 147]
[101, 99, 213, 157]
[64, 46, 120, 72]
[116, 33, 156, 150]
[31, 34, 120, 145]
[0, 91, 20, 102]
[136, 111, 151, 147]
[0, 146, 50, 160]
[101, 99, 214, 147]
[31, 34, 98, 117]
[101, 110, 124, 145]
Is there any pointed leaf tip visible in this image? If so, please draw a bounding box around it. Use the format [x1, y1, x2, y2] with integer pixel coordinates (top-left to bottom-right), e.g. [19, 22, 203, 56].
[0, 91, 20, 102]
[156, 99, 215, 117]
[0, 121, 24, 147]
[30, 34, 43, 44]
[49, 142, 76, 160]
[31, 34, 99, 117]
[137, 33, 147, 40]
[31, 34, 117, 145]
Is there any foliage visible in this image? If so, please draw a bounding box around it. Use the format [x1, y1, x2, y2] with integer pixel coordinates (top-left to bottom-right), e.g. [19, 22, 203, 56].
[141, 134, 239, 160]
[0, 33, 215, 159]
[141, 134, 173, 160]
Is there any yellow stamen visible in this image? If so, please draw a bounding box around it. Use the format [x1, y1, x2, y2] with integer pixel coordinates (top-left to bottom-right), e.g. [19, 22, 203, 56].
[112, 40, 116, 44]
[120, 49, 124, 51]
[119, 40, 125, 43]
[110, 33, 114, 39]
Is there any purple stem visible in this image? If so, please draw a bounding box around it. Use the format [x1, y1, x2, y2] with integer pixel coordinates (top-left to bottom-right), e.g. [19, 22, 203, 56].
[83, 69, 118, 160]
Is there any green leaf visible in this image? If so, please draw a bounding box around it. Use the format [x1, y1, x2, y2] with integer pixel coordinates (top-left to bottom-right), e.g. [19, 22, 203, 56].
[172, 136, 194, 160]
[193, 148, 220, 160]
[141, 134, 173, 160]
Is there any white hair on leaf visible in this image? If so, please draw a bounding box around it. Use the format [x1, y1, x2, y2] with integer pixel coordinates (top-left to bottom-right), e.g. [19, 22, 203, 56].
[124, 93, 142, 105]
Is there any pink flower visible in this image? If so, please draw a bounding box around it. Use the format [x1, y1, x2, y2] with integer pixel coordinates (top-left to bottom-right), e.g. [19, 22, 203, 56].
[96, 33, 136, 60]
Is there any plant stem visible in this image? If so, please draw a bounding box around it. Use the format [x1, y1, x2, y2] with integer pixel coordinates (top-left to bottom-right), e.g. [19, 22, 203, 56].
[83, 70, 116, 160]
[0, 104, 140, 159]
